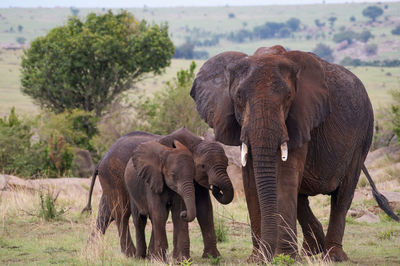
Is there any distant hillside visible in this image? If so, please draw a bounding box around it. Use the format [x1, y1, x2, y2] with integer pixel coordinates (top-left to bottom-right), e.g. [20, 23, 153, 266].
[0, 2, 400, 62]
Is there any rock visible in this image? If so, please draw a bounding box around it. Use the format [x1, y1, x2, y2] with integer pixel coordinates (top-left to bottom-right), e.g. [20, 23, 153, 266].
[0, 174, 102, 198]
[355, 210, 380, 223]
[0, 175, 7, 190]
[365, 144, 400, 167]
[72, 148, 95, 178]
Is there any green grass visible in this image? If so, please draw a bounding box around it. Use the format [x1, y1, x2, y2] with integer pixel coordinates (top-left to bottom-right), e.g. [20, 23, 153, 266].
[1, 187, 399, 265]
[1, 48, 398, 116]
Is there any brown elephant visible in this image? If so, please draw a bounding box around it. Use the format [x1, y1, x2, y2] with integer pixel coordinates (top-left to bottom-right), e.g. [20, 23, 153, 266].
[190, 45, 399, 262]
[83, 128, 233, 259]
[124, 140, 196, 260]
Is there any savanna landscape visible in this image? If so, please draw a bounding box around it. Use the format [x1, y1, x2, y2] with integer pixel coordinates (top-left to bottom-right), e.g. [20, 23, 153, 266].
[1, 1, 400, 265]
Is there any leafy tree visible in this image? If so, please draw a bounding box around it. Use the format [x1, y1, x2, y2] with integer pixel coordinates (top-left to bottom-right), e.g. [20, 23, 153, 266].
[21, 11, 174, 117]
[350, 16, 356, 22]
[70, 7, 79, 16]
[228, 12, 235, 19]
[16, 37, 26, 45]
[312, 43, 334, 62]
[328, 16, 337, 27]
[392, 25, 400, 35]
[286, 17, 301, 31]
[17, 25, 23, 32]
[362, 6, 383, 22]
[254, 22, 286, 39]
[314, 19, 325, 28]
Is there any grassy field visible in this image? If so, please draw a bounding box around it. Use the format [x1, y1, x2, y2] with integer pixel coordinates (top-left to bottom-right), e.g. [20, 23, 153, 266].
[1, 3, 400, 56]
[0, 184, 399, 265]
[0, 49, 399, 117]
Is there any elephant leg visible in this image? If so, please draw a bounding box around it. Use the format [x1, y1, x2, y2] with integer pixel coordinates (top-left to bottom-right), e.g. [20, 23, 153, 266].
[95, 194, 114, 234]
[114, 200, 135, 257]
[148, 210, 169, 261]
[297, 194, 325, 255]
[171, 195, 190, 261]
[276, 144, 307, 258]
[131, 205, 147, 258]
[324, 153, 363, 262]
[242, 155, 262, 262]
[195, 184, 220, 258]
[88, 194, 114, 245]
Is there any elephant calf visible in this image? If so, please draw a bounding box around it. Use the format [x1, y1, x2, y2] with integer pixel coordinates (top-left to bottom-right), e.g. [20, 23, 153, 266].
[124, 140, 196, 261]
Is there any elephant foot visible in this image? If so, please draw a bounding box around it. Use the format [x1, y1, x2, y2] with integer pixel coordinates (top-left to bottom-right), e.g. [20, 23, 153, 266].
[325, 245, 348, 262]
[202, 248, 220, 258]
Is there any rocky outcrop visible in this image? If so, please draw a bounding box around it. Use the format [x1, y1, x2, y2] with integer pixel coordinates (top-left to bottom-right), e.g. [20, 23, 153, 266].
[0, 175, 101, 198]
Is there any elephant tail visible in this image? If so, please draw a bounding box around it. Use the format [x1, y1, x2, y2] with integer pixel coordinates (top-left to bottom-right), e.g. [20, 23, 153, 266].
[81, 163, 100, 214]
[362, 164, 399, 222]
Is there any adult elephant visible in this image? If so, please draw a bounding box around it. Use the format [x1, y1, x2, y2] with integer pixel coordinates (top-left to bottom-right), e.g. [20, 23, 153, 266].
[190, 45, 398, 261]
[82, 127, 233, 259]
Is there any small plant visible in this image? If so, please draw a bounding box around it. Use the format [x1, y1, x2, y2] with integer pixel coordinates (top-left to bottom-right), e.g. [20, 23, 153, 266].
[377, 229, 395, 240]
[179, 258, 193, 266]
[38, 191, 65, 221]
[208, 255, 222, 265]
[214, 216, 228, 242]
[271, 254, 295, 265]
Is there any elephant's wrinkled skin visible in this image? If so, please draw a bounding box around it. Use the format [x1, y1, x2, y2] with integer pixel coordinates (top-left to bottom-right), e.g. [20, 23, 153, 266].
[124, 140, 196, 260]
[83, 128, 234, 259]
[190, 45, 398, 261]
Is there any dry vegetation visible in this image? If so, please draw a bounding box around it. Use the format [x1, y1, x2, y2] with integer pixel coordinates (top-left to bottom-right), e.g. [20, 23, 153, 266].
[0, 174, 399, 265]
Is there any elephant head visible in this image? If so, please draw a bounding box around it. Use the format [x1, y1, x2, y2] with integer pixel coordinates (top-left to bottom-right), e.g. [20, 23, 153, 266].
[190, 46, 330, 257]
[132, 140, 197, 222]
[159, 127, 234, 205]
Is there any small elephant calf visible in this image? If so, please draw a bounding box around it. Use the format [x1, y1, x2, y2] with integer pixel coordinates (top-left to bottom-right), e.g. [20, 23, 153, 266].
[124, 140, 196, 261]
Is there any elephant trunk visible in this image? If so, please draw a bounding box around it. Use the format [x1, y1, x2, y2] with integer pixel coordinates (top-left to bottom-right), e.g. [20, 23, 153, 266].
[246, 106, 286, 260]
[209, 166, 234, 204]
[179, 181, 197, 222]
[251, 145, 278, 259]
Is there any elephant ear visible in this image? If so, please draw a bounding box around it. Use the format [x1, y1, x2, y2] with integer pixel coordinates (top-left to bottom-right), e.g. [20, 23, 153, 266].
[190, 51, 248, 146]
[132, 141, 164, 194]
[284, 51, 331, 149]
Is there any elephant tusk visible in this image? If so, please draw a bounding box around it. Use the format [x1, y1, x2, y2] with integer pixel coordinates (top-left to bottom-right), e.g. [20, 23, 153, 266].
[241, 143, 248, 167]
[281, 142, 288, 161]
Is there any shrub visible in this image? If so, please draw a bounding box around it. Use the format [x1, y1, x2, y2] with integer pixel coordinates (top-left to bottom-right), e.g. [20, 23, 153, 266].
[173, 42, 209, 59]
[16, 37, 26, 45]
[271, 254, 295, 265]
[134, 62, 208, 135]
[39, 109, 98, 152]
[358, 30, 374, 43]
[214, 215, 228, 242]
[392, 25, 400, 35]
[333, 30, 357, 44]
[312, 43, 334, 62]
[350, 16, 356, 22]
[0, 107, 47, 177]
[38, 191, 65, 221]
[365, 44, 378, 56]
[228, 12, 235, 19]
[208, 255, 222, 265]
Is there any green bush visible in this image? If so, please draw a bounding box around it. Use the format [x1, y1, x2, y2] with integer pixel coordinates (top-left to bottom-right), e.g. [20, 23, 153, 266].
[271, 254, 295, 265]
[39, 109, 98, 152]
[38, 191, 65, 221]
[134, 62, 208, 135]
[214, 215, 228, 243]
[0, 108, 94, 178]
[0, 107, 47, 177]
[392, 25, 400, 35]
[312, 43, 334, 62]
[333, 30, 358, 43]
